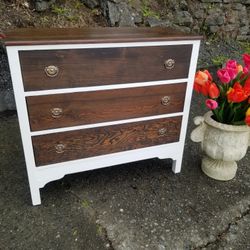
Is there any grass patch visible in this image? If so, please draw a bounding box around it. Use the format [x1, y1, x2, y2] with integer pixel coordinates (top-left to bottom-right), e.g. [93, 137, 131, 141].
[239, 41, 250, 54]
[141, 0, 160, 19]
[51, 5, 68, 15]
[96, 224, 104, 236]
[211, 55, 228, 66]
[81, 199, 90, 208]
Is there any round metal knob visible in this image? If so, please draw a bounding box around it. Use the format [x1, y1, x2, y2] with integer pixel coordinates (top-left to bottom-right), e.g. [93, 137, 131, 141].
[161, 96, 171, 106]
[55, 143, 65, 154]
[158, 128, 167, 136]
[164, 59, 175, 70]
[45, 65, 59, 77]
[51, 107, 63, 118]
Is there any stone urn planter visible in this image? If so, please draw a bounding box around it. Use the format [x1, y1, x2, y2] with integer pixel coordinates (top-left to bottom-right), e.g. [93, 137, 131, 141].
[191, 111, 250, 181]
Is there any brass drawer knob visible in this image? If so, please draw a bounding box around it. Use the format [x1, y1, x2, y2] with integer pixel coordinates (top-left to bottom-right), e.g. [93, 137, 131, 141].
[158, 128, 167, 136]
[161, 96, 171, 106]
[51, 107, 63, 118]
[45, 65, 59, 77]
[55, 143, 65, 154]
[164, 59, 175, 70]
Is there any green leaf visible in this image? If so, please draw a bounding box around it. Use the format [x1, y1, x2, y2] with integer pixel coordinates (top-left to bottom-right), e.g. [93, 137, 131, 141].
[217, 101, 225, 123]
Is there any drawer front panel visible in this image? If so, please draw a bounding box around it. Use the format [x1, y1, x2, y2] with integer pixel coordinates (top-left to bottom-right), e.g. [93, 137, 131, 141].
[32, 116, 182, 166]
[19, 45, 192, 91]
[27, 83, 186, 131]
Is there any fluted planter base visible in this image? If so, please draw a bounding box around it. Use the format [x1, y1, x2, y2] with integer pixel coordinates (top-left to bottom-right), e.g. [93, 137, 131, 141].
[201, 156, 237, 181]
[191, 111, 250, 181]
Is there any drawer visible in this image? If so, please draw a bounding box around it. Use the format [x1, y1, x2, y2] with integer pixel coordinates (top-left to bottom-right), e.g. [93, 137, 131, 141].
[32, 116, 182, 166]
[19, 45, 192, 91]
[26, 83, 186, 131]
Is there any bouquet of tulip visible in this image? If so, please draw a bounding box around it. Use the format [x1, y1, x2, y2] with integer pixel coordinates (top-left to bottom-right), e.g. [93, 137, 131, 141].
[194, 53, 250, 126]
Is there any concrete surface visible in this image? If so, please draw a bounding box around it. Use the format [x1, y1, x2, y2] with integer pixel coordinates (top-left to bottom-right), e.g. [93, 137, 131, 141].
[0, 94, 249, 250]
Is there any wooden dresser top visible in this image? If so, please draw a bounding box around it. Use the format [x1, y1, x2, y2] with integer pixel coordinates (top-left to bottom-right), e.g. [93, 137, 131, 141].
[4, 27, 202, 46]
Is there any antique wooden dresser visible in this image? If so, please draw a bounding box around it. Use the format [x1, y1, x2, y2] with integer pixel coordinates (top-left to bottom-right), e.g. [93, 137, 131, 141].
[4, 28, 201, 205]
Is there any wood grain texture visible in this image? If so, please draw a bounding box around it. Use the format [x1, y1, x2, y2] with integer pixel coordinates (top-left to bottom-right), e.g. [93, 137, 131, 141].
[26, 83, 186, 131]
[5, 27, 202, 46]
[20, 45, 192, 91]
[32, 116, 182, 166]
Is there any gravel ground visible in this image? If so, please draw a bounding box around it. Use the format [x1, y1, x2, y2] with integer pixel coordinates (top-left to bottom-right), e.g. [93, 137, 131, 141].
[0, 114, 112, 250]
[0, 45, 11, 90]
[198, 39, 246, 69]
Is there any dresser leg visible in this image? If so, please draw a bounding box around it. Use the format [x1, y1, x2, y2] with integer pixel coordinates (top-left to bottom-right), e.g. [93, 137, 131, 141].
[30, 186, 41, 206]
[172, 159, 182, 174]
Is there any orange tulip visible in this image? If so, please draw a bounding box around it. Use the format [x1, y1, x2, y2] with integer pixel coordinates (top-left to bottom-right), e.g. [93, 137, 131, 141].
[246, 107, 250, 116]
[227, 82, 248, 103]
[194, 70, 213, 96]
[194, 81, 210, 96]
[237, 64, 243, 73]
[194, 71, 209, 85]
[208, 82, 220, 98]
[204, 70, 213, 81]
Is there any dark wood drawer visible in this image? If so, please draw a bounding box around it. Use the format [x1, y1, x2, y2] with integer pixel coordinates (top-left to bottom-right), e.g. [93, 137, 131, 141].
[26, 83, 186, 131]
[32, 116, 182, 166]
[19, 45, 192, 91]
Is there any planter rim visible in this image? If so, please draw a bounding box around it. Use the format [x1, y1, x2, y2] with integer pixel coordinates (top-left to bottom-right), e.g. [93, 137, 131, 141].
[204, 111, 250, 132]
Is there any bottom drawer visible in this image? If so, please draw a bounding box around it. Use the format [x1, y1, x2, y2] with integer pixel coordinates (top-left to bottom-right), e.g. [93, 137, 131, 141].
[32, 116, 182, 166]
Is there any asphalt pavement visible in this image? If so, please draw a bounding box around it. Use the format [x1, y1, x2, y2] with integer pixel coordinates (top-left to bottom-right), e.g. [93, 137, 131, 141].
[0, 93, 249, 250]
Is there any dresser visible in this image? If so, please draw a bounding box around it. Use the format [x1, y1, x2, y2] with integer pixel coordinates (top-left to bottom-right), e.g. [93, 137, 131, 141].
[4, 28, 201, 205]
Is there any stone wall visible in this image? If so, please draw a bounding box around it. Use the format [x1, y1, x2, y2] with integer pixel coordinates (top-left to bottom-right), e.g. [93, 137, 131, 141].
[80, 0, 250, 40]
[34, 0, 250, 40]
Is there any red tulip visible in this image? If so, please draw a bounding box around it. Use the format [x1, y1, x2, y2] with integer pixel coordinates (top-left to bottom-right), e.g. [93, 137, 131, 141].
[244, 77, 250, 95]
[227, 68, 238, 80]
[245, 116, 250, 126]
[217, 68, 231, 84]
[226, 60, 238, 80]
[226, 60, 237, 69]
[205, 99, 218, 110]
[243, 53, 250, 69]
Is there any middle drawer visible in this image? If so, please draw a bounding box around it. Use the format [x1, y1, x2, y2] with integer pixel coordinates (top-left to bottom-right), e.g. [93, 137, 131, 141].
[26, 83, 186, 131]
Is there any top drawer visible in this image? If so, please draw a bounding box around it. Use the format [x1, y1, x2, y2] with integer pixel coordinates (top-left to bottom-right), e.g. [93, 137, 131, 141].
[19, 45, 192, 91]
